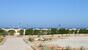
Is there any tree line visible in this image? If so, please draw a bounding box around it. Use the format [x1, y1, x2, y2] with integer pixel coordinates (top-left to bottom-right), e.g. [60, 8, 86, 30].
[0, 28, 88, 36]
[25, 28, 88, 35]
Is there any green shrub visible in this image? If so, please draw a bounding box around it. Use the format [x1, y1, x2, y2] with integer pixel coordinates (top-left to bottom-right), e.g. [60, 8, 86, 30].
[80, 47, 85, 50]
[41, 45, 50, 50]
[65, 46, 71, 50]
[8, 30, 15, 35]
[25, 28, 33, 35]
[0, 36, 4, 42]
[28, 38, 34, 42]
[19, 30, 24, 35]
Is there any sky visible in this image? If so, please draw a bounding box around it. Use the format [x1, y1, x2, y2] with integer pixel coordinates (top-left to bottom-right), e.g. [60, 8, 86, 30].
[0, 0, 88, 28]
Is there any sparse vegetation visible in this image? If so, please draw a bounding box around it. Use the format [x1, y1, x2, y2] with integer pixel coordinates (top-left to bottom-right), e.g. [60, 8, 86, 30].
[19, 30, 24, 35]
[80, 47, 85, 50]
[65, 46, 71, 50]
[79, 28, 88, 34]
[0, 36, 4, 43]
[8, 30, 15, 35]
[25, 28, 34, 35]
[28, 38, 34, 42]
[0, 29, 7, 36]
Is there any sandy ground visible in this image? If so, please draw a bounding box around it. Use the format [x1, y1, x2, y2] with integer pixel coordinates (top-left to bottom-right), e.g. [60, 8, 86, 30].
[0, 36, 33, 50]
[44, 36, 88, 48]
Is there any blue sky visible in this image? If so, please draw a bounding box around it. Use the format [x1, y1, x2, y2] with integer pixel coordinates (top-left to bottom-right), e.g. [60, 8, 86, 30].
[0, 0, 88, 28]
